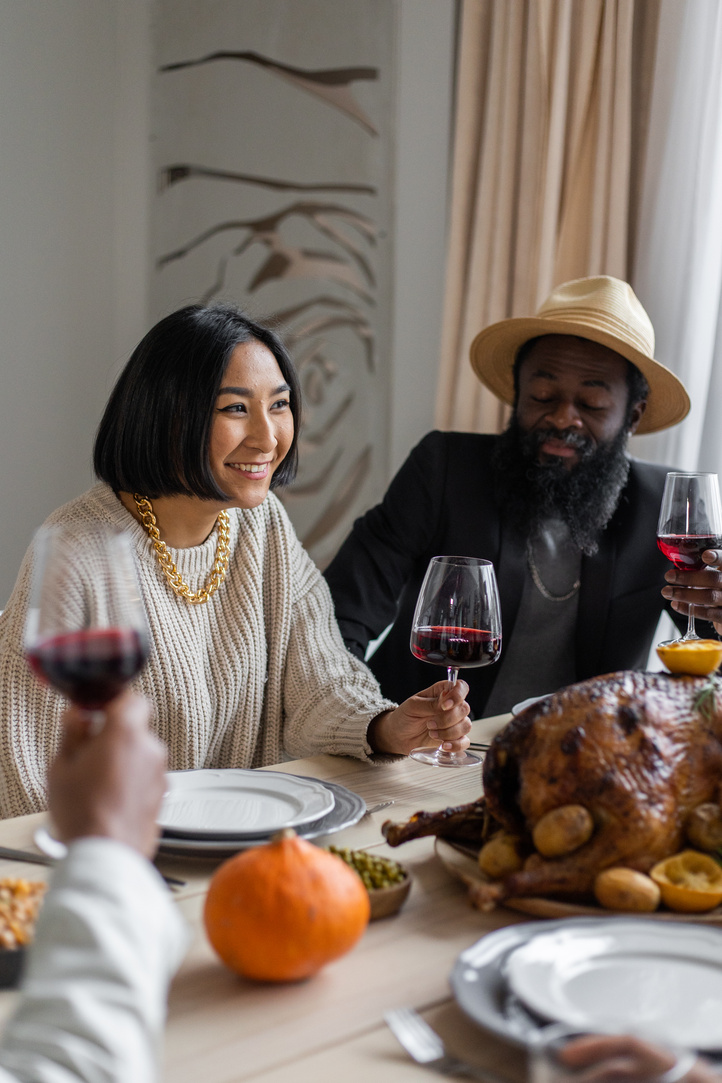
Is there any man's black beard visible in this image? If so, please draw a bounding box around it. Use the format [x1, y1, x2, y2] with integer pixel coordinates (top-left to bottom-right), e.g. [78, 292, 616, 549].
[492, 416, 631, 555]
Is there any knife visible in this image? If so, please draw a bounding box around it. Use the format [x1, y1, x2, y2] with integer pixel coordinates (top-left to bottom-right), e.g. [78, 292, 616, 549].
[0, 845, 55, 867]
[0, 844, 186, 889]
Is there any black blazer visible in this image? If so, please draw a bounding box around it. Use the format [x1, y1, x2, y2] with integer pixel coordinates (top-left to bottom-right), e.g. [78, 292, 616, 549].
[325, 431, 690, 717]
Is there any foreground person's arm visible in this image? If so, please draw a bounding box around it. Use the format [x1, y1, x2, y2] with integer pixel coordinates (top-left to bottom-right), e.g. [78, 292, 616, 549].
[0, 693, 186, 1083]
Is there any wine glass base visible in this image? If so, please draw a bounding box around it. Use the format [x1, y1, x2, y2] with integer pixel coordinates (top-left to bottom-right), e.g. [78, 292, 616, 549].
[409, 746, 482, 768]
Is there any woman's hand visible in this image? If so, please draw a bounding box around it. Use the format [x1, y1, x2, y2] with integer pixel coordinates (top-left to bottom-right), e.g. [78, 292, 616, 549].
[367, 679, 471, 756]
[662, 550, 722, 634]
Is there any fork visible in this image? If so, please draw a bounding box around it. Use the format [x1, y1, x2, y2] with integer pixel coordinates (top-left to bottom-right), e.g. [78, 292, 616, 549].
[385, 1007, 508, 1082]
[366, 800, 394, 816]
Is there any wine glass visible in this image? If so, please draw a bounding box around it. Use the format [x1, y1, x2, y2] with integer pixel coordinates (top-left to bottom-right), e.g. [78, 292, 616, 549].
[25, 524, 149, 727]
[409, 555, 502, 767]
[657, 472, 722, 641]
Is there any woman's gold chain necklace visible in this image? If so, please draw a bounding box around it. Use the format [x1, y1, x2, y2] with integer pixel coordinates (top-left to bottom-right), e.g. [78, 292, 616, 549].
[133, 494, 231, 605]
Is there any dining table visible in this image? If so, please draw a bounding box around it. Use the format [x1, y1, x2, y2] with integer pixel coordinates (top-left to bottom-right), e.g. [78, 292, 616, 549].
[0, 713, 535, 1083]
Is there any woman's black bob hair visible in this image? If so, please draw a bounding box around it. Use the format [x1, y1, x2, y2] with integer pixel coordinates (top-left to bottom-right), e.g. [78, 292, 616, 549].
[94, 303, 301, 500]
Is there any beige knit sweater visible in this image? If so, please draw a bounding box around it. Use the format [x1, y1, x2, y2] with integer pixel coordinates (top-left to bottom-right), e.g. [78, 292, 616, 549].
[0, 484, 396, 818]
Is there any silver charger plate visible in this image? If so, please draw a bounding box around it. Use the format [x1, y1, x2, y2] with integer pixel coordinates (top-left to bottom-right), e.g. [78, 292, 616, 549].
[449, 919, 550, 1049]
[156, 777, 366, 856]
[449, 917, 722, 1056]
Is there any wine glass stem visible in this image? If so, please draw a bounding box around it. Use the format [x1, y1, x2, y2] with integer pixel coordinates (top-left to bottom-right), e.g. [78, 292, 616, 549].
[686, 604, 699, 641]
[435, 667, 461, 761]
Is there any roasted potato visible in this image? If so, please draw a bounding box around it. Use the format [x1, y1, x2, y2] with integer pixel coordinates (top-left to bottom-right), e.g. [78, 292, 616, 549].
[532, 804, 594, 858]
[478, 832, 524, 879]
[686, 803, 722, 852]
[594, 867, 661, 912]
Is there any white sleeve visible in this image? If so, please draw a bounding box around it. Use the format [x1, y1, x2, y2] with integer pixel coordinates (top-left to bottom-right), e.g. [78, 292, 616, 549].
[0, 838, 187, 1083]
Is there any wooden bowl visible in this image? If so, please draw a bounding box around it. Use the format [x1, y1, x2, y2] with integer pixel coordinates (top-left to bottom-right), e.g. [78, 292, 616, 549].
[368, 871, 412, 920]
[325, 845, 412, 920]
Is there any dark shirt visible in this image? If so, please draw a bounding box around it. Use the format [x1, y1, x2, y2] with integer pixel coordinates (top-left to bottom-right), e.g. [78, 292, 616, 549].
[484, 518, 580, 713]
[325, 431, 692, 718]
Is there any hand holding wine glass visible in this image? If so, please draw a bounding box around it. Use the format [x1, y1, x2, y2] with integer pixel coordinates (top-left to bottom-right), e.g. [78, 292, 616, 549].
[25, 525, 149, 728]
[48, 691, 166, 856]
[657, 472, 722, 642]
[409, 555, 501, 767]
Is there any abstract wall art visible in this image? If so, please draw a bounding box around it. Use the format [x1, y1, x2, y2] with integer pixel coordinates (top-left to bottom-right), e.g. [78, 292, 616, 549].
[151, 0, 395, 566]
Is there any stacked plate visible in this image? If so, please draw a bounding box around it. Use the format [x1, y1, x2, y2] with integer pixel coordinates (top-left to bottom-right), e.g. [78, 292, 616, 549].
[156, 768, 366, 855]
[511, 694, 551, 715]
[450, 917, 722, 1056]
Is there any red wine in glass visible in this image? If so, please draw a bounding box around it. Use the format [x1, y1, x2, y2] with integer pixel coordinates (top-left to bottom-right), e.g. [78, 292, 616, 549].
[656, 473, 722, 641]
[409, 556, 502, 768]
[27, 627, 147, 710]
[410, 626, 502, 668]
[656, 534, 722, 572]
[25, 525, 149, 721]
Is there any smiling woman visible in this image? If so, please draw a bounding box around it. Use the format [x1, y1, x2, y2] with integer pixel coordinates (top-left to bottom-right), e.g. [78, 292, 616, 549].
[207, 340, 295, 514]
[0, 303, 472, 819]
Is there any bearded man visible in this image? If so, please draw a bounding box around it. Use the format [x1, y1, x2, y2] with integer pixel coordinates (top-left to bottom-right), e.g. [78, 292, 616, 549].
[325, 276, 716, 718]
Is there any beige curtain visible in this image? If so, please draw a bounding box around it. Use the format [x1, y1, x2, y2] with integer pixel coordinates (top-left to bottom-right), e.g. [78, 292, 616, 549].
[436, 0, 660, 433]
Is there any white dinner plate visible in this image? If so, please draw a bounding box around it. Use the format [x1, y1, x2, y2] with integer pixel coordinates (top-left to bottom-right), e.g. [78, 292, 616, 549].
[449, 918, 722, 1058]
[33, 826, 67, 861]
[158, 769, 335, 839]
[511, 694, 551, 715]
[504, 919, 722, 1051]
[155, 778, 366, 855]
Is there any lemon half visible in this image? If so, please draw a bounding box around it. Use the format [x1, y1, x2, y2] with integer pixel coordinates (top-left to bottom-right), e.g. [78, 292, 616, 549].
[656, 639, 722, 676]
[650, 850, 722, 912]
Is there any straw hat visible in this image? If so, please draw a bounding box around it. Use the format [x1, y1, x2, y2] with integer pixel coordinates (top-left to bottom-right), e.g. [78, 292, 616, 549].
[469, 276, 690, 434]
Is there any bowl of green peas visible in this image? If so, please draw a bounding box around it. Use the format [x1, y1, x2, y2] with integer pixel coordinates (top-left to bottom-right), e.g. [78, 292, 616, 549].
[326, 846, 411, 920]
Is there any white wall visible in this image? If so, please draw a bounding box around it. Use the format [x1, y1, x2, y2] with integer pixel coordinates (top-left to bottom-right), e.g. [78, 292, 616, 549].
[0, 0, 151, 605]
[390, 0, 456, 475]
[0, 0, 454, 604]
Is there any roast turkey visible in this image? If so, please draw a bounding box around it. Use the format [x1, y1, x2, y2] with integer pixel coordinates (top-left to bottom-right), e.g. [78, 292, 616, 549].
[384, 671, 722, 909]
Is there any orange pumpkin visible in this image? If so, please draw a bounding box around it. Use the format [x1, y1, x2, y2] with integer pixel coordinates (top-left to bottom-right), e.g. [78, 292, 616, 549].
[203, 828, 371, 982]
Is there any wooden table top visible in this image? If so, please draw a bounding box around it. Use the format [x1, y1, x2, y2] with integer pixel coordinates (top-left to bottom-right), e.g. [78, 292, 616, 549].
[0, 715, 531, 1083]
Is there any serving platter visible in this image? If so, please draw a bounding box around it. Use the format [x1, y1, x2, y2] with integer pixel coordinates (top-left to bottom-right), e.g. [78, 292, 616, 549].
[435, 838, 722, 924]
